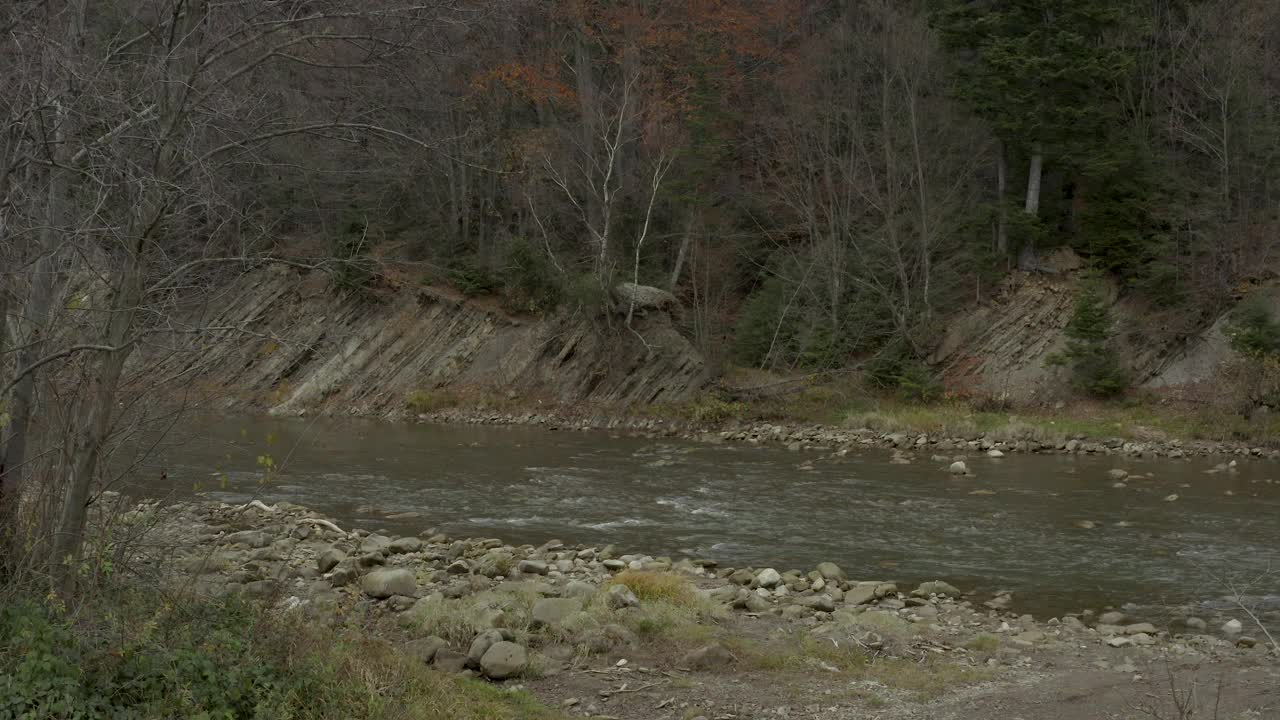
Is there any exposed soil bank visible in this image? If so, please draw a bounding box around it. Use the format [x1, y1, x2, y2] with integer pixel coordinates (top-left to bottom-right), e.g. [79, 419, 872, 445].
[120, 496, 1278, 720]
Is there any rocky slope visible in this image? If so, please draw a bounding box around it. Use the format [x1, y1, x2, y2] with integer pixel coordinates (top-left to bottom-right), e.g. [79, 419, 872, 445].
[153, 265, 708, 416]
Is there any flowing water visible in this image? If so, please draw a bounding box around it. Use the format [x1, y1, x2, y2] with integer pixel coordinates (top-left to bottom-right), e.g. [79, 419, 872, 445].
[127, 415, 1280, 628]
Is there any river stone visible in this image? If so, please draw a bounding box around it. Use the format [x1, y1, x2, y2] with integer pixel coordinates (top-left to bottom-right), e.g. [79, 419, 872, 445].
[362, 568, 417, 599]
[1130, 632, 1156, 646]
[328, 565, 359, 587]
[602, 559, 626, 572]
[531, 598, 582, 628]
[795, 594, 836, 612]
[480, 641, 527, 680]
[816, 562, 847, 581]
[446, 560, 470, 574]
[606, 584, 639, 610]
[223, 530, 271, 548]
[1107, 469, 1129, 481]
[403, 636, 447, 664]
[517, 559, 549, 575]
[729, 569, 755, 585]
[912, 580, 961, 598]
[355, 552, 386, 569]
[468, 630, 505, 667]
[680, 643, 734, 670]
[1098, 611, 1127, 625]
[317, 547, 346, 573]
[389, 537, 424, 554]
[1222, 619, 1243, 634]
[1184, 617, 1207, 631]
[564, 580, 597, 599]
[360, 534, 392, 554]
[1124, 623, 1157, 636]
[949, 461, 968, 475]
[987, 449, 1005, 458]
[432, 648, 468, 674]
[1106, 636, 1132, 648]
[756, 568, 783, 588]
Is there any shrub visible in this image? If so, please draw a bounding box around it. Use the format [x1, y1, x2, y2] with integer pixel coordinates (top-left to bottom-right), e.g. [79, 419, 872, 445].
[865, 343, 942, 403]
[1058, 278, 1128, 397]
[502, 242, 563, 314]
[607, 571, 697, 606]
[0, 593, 558, 720]
[448, 260, 500, 297]
[405, 389, 458, 414]
[330, 217, 378, 296]
[1226, 297, 1280, 359]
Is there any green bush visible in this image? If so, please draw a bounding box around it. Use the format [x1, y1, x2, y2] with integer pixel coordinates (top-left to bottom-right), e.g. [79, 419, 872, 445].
[0, 594, 558, 720]
[865, 343, 942, 403]
[448, 260, 500, 298]
[330, 217, 378, 296]
[502, 242, 563, 314]
[1226, 298, 1280, 358]
[1060, 278, 1128, 397]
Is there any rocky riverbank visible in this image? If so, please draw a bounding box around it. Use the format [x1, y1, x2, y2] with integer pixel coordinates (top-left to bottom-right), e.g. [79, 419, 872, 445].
[113, 494, 1277, 719]
[411, 407, 1280, 462]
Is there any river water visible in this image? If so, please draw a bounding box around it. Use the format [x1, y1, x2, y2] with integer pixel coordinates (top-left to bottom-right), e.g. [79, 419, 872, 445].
[128, 416, 1280, 628]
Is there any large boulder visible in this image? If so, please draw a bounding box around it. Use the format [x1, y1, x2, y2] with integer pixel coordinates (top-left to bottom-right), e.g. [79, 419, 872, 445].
[605, 584, 640, 610]
[815, 562, 847, 582]
[531, 598, 582, 628]
[480, 641, 527, 680]
[756, 568, 783, 588]
[317, 547, 346, 573]
[403, 636, 447, 664]
[612, 282, 678, 313]
[361, 568, 417, 599]
[467, 630, 505, 667]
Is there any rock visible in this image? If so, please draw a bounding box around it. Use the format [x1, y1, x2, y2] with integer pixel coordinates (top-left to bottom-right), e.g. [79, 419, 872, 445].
[362, 568, 417, 599]
[480, 641, 527, 680]
[1106, 636, 1132, 648]
[1107, 469, 1129, 481]
[223, 530, 270, 548]
[1098, 611, 1127, 626]
[1123, 623, 1157, 636]
[728, 569, 755, 585]
[468, 630, 505, 667]
[1183, 617, 1207, 631]
[328, 565, 359, 586]
[564, 580, 597, 599]
[432, 648, 468, 674]
[780, 604, 807, 621]
[756, 568, 783, 588]
[531, 598, 582, 628]
[355, 553, 386, 569]
[815, 562, 847, 581]
[317, 547, 346, 573]
[518, 559, 549, 575]
[846, 582, 895, 606]
[987, 449, 1005, 458]
[795, 594, 836, 612]
[1130, 633, 1156, 646]
[949, 461, 968, 475]
[912, 580, 961, 598]
[403, 636, 447, 664]
[602, 559, 626, 572]
[605, 584, 639, 610]
[388, 537, 424, 554]
[1222, 619, 1243, 635]
[984, 592, 1013, 611]
[1013, 630, 1045, 645]
[360, 534, 392, 554]
[1163, 494, 1179, 502]
[1236, 636, 1257, 648]
[680, 643, 734, 670]
[446, 560, 470, 574]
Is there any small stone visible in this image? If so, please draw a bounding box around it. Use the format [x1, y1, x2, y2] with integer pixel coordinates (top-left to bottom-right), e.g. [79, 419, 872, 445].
[1106, 636, 1132, 648]
[605, 584, 639, 610]
[756, 568, 783, 588]
[362, 568, 417, 599]
[564, 580, 597, 599]
[795, 594, 836, 612]
[912, 580, 962, 598]
[403, 636, 447, 664]
[1163, 494, 1179, 502]
[432, 648, 468, 674]
[679, 643, 734, 670]
[359, 534, 392, 554]
[987, 449, 1005, 458]
[1098, 611, 1127, 625]
[1236, 636, 1257, 648]
[1123, 623, 1157, 636]
[815, 562, 847, 581]
[446, 560, 470, 574]
[949, 461, 968, 475]
[517, 559, 549, 575]
[388, 537, 424, 554]
[1130, 633, 1156, 646]
[1222, 619, 1243, 635]
[1183, 617, 1207, 631]
[1107, 469, 1129, 481]
[602, 559, 626, 572]
[223, 530, 270, 549]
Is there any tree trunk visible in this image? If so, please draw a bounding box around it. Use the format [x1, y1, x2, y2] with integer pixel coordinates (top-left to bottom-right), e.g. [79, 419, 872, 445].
[668, 211, 696, 290]
[1024, 142, 1043, 215]
[997, 139, 1009, 253]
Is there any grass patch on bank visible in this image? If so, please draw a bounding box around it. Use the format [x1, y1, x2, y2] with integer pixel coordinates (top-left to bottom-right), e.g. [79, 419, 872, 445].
[1, 592, 562, 720]
[730, 631, 991, 700]
[607, 571, 698, 606]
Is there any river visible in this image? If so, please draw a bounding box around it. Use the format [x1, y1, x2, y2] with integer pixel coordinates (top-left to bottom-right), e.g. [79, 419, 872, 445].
[126, 415, 1280, 629]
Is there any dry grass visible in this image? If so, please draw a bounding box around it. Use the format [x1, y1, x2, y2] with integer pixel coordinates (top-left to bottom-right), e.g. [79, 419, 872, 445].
[607, 571, 698, 606]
